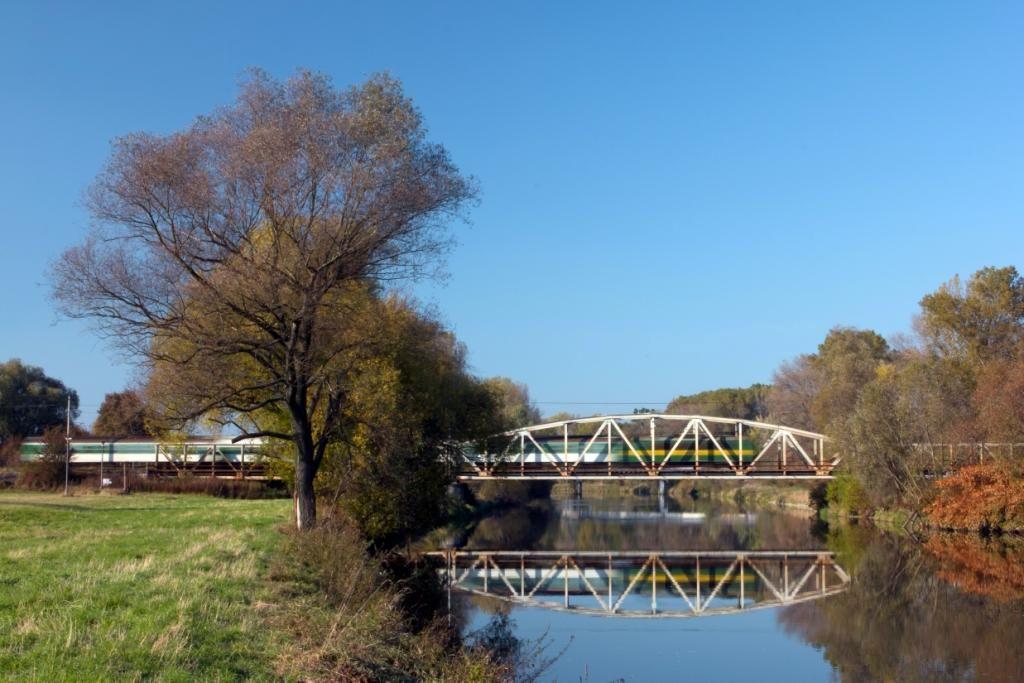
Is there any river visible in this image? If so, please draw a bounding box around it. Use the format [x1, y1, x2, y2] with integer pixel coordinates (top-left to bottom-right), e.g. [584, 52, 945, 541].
[433, 490, 1024, 682]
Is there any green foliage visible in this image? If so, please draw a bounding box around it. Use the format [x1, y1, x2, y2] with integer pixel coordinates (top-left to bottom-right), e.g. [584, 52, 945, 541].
[812, 327, 892, 435]
[0, 359, 79, 439]
[292, 295, 508, 546]
[824, 473, 871, 516]
[821, 522, 874, 574]
[665, 384, 768, 420]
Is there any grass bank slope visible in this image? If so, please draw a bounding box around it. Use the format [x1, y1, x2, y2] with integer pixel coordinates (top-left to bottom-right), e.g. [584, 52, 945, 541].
[0, 492, 289, 682]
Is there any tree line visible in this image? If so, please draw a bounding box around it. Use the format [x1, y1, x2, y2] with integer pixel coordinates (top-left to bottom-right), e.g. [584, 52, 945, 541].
[766, 265, 1024, 511]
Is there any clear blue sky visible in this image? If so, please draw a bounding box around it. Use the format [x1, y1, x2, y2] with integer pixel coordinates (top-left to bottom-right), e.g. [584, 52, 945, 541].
[1, 2, 1022, 427]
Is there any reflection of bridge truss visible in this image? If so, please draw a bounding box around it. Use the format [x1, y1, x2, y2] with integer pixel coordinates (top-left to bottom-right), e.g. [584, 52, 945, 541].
[454, 414, 837, 480]
[429, 550, 850, 618]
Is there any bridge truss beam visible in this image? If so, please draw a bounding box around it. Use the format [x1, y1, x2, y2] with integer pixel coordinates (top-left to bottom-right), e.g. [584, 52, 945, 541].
[453, 414, 837, 480]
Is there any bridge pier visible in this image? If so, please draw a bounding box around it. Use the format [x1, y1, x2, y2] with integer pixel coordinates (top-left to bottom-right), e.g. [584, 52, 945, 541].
[572, 479, 584, 500]
[658, 479, 667, 513]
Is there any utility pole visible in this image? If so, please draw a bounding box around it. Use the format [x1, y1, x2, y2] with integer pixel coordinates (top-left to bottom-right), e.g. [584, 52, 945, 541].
[63, 394, 71, 496]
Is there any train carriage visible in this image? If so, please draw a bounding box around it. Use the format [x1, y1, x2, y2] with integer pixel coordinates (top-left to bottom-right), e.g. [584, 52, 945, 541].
[475, 434, 759, 465]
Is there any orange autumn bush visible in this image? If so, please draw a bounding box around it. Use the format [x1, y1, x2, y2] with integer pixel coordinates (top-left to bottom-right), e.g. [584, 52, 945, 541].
[925, 463, 1024, 532]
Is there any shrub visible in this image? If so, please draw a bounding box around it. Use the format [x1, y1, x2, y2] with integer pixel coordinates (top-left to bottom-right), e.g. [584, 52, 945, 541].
[17, 426, 70, 489]
[825, 472, 871, 516]
[473, 480, 552, 506]
[270, 513, 503, 681]
[129, 476, 287, 499]
[925, 463, 1024, 532]
[0, 437, 21, 466]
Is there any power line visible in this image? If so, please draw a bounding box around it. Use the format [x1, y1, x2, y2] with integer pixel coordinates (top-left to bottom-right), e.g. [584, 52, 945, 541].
[533, 401, 671, 405]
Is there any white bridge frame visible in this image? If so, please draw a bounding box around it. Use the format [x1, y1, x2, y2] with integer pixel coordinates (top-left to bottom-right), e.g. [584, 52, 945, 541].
[431, 550, 850, 618]
[455, 414, 837, 480]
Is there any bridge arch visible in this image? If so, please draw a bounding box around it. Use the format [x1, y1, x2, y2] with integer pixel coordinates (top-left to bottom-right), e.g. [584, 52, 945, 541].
[455, 413, 836, 480]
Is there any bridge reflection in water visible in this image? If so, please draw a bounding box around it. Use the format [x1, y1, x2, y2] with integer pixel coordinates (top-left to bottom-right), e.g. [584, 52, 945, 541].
[428, 550, 850, 618]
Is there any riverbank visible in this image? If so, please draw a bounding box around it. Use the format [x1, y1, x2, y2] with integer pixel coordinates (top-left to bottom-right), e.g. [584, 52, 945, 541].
[671, 479, 823, 512]
[819, 463, 1024, 535]
[545, 478, 823, 512]
[0, 492, 508, 681]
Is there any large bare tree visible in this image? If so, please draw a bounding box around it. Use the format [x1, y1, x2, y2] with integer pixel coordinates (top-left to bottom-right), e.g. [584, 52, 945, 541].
[52, 69, 476, 528]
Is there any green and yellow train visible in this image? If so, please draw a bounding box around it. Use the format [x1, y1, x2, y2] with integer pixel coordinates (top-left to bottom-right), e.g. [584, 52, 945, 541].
[481, 435, 756, 465]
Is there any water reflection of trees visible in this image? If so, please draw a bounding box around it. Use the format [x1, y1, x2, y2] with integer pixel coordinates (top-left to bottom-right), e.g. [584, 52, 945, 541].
[780, 532, 1024, 682]
[924, 534, 1024, 603]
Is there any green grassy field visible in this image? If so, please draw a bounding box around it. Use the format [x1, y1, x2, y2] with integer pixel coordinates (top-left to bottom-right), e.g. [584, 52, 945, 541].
[0, 492, 290, 682]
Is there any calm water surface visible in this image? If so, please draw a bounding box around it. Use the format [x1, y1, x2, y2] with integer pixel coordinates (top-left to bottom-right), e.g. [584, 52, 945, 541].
[436, 493, 1024, 682]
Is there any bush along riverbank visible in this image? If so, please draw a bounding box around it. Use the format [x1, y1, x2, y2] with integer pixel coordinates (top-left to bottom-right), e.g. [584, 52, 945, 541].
[924, 463, 1024, 533]
[670, 479, 825, 512]
[821, 463, 1024, 536]
[268, 512, 515, 681]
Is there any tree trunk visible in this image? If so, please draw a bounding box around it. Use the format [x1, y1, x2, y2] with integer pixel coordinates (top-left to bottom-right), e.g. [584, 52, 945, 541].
[294, 452, 317, 530]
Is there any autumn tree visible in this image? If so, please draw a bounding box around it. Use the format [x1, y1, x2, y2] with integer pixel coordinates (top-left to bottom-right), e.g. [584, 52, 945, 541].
[918, 266, 1024, 364]
[811, 327, 892, 435]
[767, 327, 889, 437]
[971, 349, 1024, 443]
[665, 384, 768, 420]
[481, 377, 541, 430]
[52, 70, 476, 529]
[93, 389, 152, 437]
[843, 355, 973, 507]
[917, 266, 1024, 444]
[313, 295, 501, 544]
[767, 355, 821, 430]
[0, 359, 79, 440]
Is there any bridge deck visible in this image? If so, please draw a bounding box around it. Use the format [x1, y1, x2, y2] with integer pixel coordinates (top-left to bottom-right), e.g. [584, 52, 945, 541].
[456, 461, 834, 480]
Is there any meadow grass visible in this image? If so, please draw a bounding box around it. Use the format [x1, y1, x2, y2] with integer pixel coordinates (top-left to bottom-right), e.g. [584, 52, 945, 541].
[0, 492, 290, 682]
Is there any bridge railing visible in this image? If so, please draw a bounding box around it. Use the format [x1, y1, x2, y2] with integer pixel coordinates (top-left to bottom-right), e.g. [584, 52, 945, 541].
[912, 443, 1024, 471]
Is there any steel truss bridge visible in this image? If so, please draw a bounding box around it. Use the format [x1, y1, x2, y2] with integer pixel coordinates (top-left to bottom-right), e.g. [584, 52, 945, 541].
[453, 414, 838, 480]
[429, 550, 850, 618]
